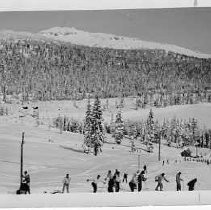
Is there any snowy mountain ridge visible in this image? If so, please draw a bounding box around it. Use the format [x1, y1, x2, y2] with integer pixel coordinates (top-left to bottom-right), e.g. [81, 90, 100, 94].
[0, 27, 210, 59]
[39, 27, 211, 59]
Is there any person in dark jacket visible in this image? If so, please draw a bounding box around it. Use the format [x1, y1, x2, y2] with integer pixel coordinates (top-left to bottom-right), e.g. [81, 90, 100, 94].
[155, 173, 169, 191]
[187, 178, 197, 191]
[108, 176, 115, 192]
[114, 171, 121, 192]
[62, 173, 71, 193]
[137, 170, 147, 192]
[87, 175, 101, 193]
[129, 173, 137, 192]
[22, 171, 31, 194]
[105, 170, 114, 192]
[176, 172, 183, 191]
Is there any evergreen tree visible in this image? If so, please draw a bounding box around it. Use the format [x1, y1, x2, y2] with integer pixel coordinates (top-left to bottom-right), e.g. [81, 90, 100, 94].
[114, 111, 124, 144]
[146, 109, 155, 143]
[170, 117, 177, 143]
[161, 118, 168, 140]
[89, 95, 105, 155]
[83, 97, 92, 147]
[130, 124, 138, 139]
[191, 118, 200, 145]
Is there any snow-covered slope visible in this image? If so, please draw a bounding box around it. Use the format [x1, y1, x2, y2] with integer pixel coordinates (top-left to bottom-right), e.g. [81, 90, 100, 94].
[40, 27, 211, 59]
[0, 102, 211, 194]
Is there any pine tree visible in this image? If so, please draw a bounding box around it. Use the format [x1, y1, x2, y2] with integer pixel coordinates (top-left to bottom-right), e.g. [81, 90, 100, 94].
[161, 118, 168, 140]
[146, 109, 155, 143]
[84, 97, 92, 147]
[170, 117, 177, 143]
[191, 118, 200, 145]
[88, 95, 105, 156]
[114, 111, 124, 144]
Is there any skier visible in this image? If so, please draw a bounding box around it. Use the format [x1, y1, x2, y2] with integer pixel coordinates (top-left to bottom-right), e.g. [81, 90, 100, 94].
[122, 172, 128, 183]
[114, 171, 121, 192]
[155, 173, 169, 191]
[187, 178, 197, 191]
[105, 170, 114, 192]
[176, 172, 183, 191]
[62, 174, 71, 193]
[22, 170, 31, 194]
[129, 173, 137, 192]
[87, 175, 102, 193]
[137, 170, 147, 192]
[107, 176, 115, 192]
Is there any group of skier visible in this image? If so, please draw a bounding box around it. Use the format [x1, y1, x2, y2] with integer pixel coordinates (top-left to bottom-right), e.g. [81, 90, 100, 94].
[17, 167, 197, 194]
[86, 166, 197, 193]
[87, 169, 122, 193]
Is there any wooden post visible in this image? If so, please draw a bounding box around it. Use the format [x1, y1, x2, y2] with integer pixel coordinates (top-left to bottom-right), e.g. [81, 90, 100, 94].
[58, 109, 63, 134]
[60, 119, 63, 134]
[20, 132, 24, 187]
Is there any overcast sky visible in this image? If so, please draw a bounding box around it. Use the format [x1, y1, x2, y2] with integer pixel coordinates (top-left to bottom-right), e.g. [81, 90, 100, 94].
[0, 8, 210, 54]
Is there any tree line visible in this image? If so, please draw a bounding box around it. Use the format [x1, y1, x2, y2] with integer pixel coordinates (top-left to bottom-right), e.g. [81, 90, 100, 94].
[53, 99, 211, 155]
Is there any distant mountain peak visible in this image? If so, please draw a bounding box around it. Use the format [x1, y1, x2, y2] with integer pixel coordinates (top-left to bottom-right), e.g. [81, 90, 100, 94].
[39, 27, 211, 59]
[40, 27, 81, 36]
[0, 27, 210, 59]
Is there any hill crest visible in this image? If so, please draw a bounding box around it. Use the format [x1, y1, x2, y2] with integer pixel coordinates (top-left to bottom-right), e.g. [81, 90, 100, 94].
[39, 26, 211, 59]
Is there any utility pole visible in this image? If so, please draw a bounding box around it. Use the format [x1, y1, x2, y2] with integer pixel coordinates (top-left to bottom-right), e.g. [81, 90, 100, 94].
[20, 132, 25, 187]
[158, 135, 161, 161]
[58, 108, 63, 134]
[196, 145, 198, 157]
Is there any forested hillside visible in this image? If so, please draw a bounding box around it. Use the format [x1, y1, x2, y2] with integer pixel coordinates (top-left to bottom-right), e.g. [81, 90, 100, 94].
[0, 31, 211, 107]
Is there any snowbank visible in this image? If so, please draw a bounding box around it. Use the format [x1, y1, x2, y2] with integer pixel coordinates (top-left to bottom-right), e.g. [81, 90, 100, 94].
[0, 191, 210, 208]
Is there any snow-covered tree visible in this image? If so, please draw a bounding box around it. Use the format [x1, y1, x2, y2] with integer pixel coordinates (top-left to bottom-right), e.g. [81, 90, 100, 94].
[170, 117, 177, 143]
[84, 95, 105, 156]
[92, 96, 105, 155]
[114, 111, 124, 144]
[146, 109, 155, 142]
[191, 118, 200, 145]
[84, 97, 92, 147]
